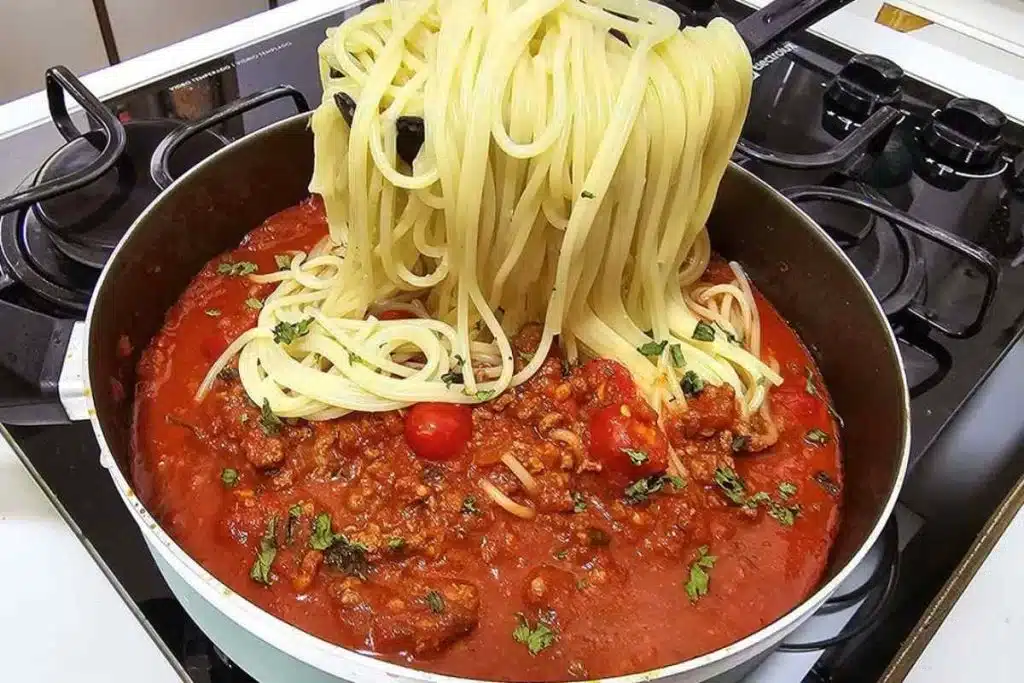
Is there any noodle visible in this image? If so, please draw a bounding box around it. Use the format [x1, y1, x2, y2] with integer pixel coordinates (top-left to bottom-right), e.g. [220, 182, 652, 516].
[501, 453, 540, 495]
[198, 0, 783, 425]
[480, 479, 536, 519]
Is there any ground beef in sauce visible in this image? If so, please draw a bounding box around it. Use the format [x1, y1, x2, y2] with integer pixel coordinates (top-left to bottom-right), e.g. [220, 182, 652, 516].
[132, 197, 844, 681]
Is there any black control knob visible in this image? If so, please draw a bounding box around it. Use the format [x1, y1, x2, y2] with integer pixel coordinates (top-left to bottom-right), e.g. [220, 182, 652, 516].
[824, 54, 903, 122]
[919, 98, 1006, 170]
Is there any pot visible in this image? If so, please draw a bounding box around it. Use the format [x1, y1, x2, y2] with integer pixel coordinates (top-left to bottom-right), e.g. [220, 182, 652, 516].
[73, 109, 909, 682]
[0, 1, 910, 681]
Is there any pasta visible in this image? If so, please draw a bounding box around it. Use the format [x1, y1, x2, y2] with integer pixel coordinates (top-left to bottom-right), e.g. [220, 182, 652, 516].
[198, 0, 782, 424]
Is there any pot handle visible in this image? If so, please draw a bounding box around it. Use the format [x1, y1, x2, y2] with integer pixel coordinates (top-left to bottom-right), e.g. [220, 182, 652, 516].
[0, 302, 80, 425]
[0, 66, 128, 218]
[783, 185, 1000, 338]
[150, 85, 310, 190]
[736, 0, 856, 56]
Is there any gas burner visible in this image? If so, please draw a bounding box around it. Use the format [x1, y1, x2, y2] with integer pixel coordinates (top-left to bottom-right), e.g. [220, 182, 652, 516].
[800, 182, 925, 318]
[29, 119, 227, 268]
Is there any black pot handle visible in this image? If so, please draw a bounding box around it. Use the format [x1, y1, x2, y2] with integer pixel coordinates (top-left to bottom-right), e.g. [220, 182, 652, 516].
[150, 85, 310, 190]
[737, 0, 855, 56]
[0, 300, 77, 425]
[784, 184, 1000, 338]
[0, 66, 127, 218]
[736, 106, 901, 171]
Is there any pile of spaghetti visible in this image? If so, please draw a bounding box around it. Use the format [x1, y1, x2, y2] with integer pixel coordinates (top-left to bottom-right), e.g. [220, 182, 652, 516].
[198, 0, 782, 423]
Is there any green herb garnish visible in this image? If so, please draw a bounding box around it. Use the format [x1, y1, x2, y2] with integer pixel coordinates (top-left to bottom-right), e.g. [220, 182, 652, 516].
[425, 590, 446, 614]
[245, 298, 263, 310]
[473, 389, 495, 401]
[259, 399, 282, 436]
[249, 516, 278, 585]
[692, 321, 716, 342]
[681, 370, 704, 398]
[637, 340, 667, 357]
[217, 261, 258, 277]
[441, 355, 464, 387]
[767, 501, 800, 526]
[571, 491, 587, 513]
[513, 614, 557, 656]
[309, 513, 340, 551]
[713, 466, 748, 505]
[805, 428, 830, 446]
[670, 343, 685, 368]
[462, 495, 480, 515]
[684, 545, 717, 603]
[580, 190, 595, 199]
[778, 482, 797, 499]
[387, 537, 406, 551]
[274, 254, 292, 270]
[624, 474, 683, 504]
[322, 534, 370, 579]
[731, 435, 749, 453]
[220, 468, 239, 487]
[623, 448, 648, 466]
[814, 471, 840, 497]
[272, 318, 313, 345]
[286, 503, 302, 544]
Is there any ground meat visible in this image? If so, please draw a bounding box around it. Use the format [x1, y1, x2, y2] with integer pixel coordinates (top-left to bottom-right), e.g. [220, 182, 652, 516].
[667, 385, 738, 439]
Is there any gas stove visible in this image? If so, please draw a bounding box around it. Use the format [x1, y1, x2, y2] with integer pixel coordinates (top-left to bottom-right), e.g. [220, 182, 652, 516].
[1, 2, 1022, 683]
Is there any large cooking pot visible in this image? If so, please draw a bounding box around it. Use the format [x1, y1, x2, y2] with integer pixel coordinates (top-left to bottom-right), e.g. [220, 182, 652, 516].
[76, 107, 909, 682]
[0, 0, 909, 680]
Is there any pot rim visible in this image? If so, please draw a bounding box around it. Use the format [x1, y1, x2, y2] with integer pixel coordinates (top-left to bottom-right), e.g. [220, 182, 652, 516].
[85, 112, 911, 683]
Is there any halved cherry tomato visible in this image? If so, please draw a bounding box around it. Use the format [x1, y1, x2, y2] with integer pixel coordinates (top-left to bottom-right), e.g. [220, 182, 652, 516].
[378, 309, 415, 321]
[405, 402, 473, 461]
[588, 402, 669, 481]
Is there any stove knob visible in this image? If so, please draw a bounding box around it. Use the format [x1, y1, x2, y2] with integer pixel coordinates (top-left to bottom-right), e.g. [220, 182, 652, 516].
[824, 54, 903, 122]
[919, 98, 1007, 170]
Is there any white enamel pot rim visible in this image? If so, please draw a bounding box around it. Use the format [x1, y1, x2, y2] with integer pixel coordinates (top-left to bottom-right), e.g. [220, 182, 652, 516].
[81, 112, 911, 683]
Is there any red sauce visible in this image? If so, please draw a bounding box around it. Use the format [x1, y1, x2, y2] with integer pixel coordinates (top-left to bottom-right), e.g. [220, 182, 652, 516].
[133, 197, 842, 681]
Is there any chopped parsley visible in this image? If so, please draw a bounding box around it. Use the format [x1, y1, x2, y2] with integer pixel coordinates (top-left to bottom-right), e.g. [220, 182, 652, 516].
[245, 297, 263, 310]
[272, 318, 313, 345]
[731, 435, 749, 452]
[513, 614, 557, 656]
[778, 482, 798, 499]
[692, 321, 716, 342]
[204, 308, 221, 317]
[670, 343, 685, 368]
[580, 190, 596, 199]
[624, 474, 684, 505]
[286, 503, 302, 544]
[249, 516, 278, 585]
[274, 254, 292, 270]
[425, 590, 446, 614]
[441, 355, 465, 387]
[217, 260, 258, 277]
[623, 448, 648, 466]
[561, 356, 573, 377]
[713, 466, 748, 505]
[814, 471, 841, 497]
[805, 428, 830, 446]
[217, 366, 238, 381]
[220, 468, 239, 488]
[804, 366, 818, 396]
[681, 370, 704, 398]
[473, 389, 496, 401]
[461, 495, 480, 515]
[259, 399, 282, 436]
[309, 513, 340, 551]
[554, 549, 568, 560]
[387, 537, 406, 551]
[571, 491, 587, 513]
[685, 545, 717, 603]
[767, 501, 800, 526]
[322, 535, 370, 579]
[637, 340, 667, 357]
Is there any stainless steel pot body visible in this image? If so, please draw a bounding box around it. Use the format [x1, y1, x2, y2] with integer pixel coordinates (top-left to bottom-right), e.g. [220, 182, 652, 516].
[83, 113, 910, 683]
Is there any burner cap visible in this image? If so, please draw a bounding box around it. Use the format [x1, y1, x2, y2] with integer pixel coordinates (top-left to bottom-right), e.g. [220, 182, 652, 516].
[31, 119, 226, 266]
[824, 54, 903, 124]
[919, 98, 1007, 171]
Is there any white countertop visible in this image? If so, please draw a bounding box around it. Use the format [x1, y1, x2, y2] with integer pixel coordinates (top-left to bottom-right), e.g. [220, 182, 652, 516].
[0, 429, 184, 682]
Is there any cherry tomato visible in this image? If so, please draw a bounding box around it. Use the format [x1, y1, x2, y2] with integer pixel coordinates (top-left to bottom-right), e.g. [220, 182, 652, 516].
[377, 309, 415, 321]
[200, 333, 230, 361]
[404, 402, 473, 461]
[588, 403, 669, 481]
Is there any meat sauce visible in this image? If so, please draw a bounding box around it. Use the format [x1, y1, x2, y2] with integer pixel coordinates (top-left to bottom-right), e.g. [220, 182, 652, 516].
[133, 197, 843, 681]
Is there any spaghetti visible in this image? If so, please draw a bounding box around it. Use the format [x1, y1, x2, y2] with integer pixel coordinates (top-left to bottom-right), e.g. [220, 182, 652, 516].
[198, 0, 782, 428]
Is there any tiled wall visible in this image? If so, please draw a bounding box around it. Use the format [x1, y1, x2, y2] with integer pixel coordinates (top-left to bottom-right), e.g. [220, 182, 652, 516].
[0, 0, 271, 104]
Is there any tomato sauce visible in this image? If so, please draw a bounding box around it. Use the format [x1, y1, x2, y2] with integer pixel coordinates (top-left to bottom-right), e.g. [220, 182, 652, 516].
[133, 197, 842, 681]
